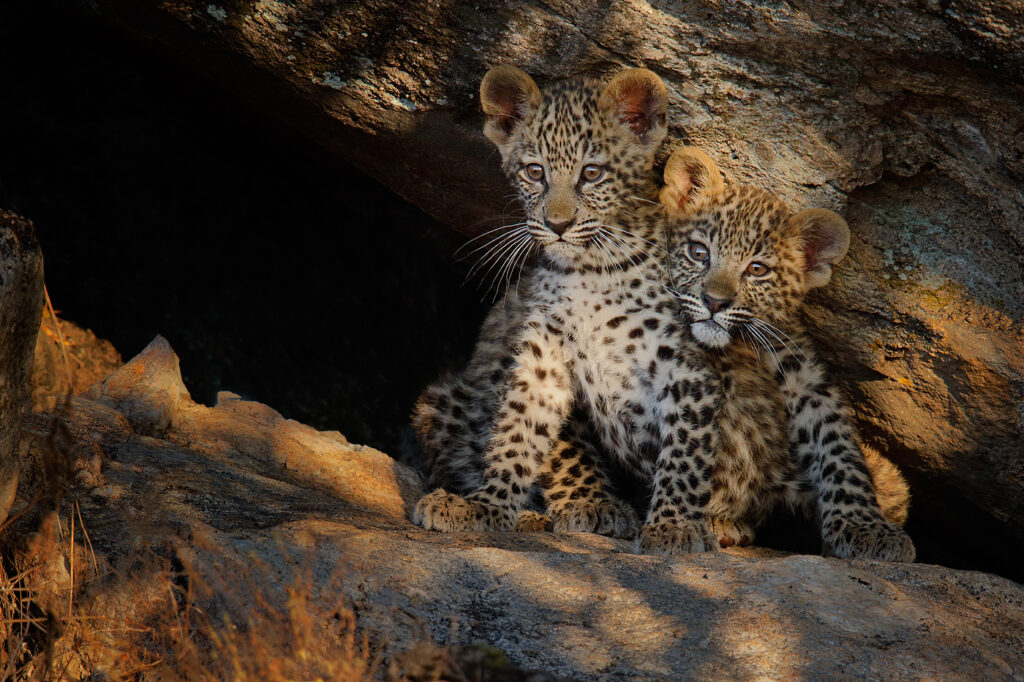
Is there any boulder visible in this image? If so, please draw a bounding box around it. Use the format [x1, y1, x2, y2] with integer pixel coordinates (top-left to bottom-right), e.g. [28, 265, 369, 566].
[0, 210, 44, 526]
[8, 339, 1024, 679]
[67, 0, 1024, 579]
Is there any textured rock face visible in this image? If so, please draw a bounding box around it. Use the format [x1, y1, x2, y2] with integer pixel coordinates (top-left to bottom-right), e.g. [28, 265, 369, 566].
[70, 0, 1024, 575]
[31, 313, 122, 413]
[11, 339, 1024, 679]
[0, 210, 44, 525]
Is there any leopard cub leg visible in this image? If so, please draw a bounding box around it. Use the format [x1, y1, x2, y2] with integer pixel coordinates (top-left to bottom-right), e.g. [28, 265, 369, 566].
[781, 354, 915, 562]
[634, 367, 720, 556]
[536, 430, 638, 539]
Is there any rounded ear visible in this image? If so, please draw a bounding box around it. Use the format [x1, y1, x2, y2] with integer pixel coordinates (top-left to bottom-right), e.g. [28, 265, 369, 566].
[658, 146, 724, 216]
[480, 65, 541, 147]
[791, 208, 850, 289]
[599, 68, 668, 145]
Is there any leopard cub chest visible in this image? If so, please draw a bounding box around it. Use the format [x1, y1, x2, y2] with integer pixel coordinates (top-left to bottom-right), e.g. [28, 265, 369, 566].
[707, 346, 794, 523]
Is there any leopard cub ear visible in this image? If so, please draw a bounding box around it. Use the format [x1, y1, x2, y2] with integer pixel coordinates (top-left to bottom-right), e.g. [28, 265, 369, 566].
[480, 65, 542, 147]
[791, 208, 850, 289]
[659, 146, 724, 217]
[600, 68, 668, 145]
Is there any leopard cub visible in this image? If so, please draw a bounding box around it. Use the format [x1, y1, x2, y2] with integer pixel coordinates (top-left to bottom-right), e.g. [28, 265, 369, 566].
[412, 66, 723, 555]
[660, 146, 915, 562]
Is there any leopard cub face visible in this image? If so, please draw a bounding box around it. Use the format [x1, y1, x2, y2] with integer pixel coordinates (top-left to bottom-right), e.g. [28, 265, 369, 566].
[659, 147, 851, 350]
[479, 66, 668, 267]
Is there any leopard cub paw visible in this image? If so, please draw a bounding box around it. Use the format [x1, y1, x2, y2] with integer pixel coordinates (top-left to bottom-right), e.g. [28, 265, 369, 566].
[550, 497, 639, 539]
[635, 518, 716, 555]
[513, 510, 553, 532]
[412, 489, 515, 532]
[707, 517, 755, 548]
[826, 518, 916, 563]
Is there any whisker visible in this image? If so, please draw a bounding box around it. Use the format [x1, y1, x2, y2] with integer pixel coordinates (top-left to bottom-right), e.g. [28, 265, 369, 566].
[629, 194, 660, 206]
[745, 324, 781, 368]
[463, 230, 528, 280]
[739, 327, 763, 366]
[455, 223, 528, 257]
[468, 232, 529, 284]
[479, 236, 532, 301]
[487, 236, 533, 302]
[750, 318, 807, 361]
[513, 242, 536, 298]
[599, 224, 669, 256]
[598, 229, 666, 281]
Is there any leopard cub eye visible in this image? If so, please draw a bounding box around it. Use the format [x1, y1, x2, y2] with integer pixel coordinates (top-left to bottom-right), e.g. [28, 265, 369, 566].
[746, 261, 771, 276]
[581, 164, 604, 182]
[687, 241, 710, 263]
[523, 163, 545, 182]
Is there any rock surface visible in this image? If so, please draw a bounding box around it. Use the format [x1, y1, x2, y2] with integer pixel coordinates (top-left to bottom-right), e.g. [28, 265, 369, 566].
[31, 311, 122, 413]
[11, 339, 1024, 679]
[69, 0, 1024, 579]
[0, 210, 44, 525]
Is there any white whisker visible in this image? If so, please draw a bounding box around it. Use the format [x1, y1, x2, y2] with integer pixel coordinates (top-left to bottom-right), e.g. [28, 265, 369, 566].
[455, 222, 528, 258]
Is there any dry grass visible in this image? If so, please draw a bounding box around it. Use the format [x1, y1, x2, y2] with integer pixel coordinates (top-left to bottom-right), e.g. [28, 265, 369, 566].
[1, 505, 377, 681]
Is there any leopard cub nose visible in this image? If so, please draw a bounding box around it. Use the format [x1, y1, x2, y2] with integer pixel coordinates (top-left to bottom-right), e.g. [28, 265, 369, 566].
[702, 293, 732, 314]
[545, 217, 574, 235]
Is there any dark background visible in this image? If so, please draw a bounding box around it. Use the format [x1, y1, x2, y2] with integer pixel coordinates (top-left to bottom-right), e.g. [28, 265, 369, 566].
[0, 0, 487, 461]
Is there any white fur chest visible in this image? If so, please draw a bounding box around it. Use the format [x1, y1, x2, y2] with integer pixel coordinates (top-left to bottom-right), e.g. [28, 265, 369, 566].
[530, 262, 678, 461]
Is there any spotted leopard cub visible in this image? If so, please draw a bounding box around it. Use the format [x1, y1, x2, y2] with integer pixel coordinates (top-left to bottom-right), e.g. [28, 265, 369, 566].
[413, 66, 722, 555]
[660, 147, 915, 562]
[413, 292, 639, 538]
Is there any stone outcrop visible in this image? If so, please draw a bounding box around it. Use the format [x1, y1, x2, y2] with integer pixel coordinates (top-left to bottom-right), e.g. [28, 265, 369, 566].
[67, 0, 1024, 578]
[0, 210, 44, 526]
[8, 339, 1024, 679]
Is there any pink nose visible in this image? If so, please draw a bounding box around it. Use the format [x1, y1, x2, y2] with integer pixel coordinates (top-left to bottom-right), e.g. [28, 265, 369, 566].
[545, 217, 574, 235]
[702, 293, 731, 314]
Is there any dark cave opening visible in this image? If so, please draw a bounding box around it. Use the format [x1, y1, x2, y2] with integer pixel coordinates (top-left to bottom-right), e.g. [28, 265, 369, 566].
[0, 0, 487, 461]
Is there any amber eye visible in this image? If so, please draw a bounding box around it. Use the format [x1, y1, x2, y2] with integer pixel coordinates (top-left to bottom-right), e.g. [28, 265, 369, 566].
[687, 241, 710, 263]
[746, 261, 771, 277]
[523, 163, 545, 182]
[581, 164, 604, 182]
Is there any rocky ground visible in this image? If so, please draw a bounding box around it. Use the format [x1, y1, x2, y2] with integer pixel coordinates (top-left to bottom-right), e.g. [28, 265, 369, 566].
[3, 337, 1023, 679]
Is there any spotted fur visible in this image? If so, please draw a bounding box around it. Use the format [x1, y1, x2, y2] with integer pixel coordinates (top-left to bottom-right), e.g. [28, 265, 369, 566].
[661, 147, 915, 562]
[412, 67, 721, 554]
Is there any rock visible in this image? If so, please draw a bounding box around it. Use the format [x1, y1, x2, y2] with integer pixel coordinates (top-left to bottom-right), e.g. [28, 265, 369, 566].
[0, 210, 44, 525]
[86, 335, 190, 436]
[68, 0, 1024, 578]
[31, 310, 122, 412]
[9, 339, 1024, 679]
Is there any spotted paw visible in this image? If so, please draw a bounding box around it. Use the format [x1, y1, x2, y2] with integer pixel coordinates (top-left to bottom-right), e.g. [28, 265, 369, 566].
[635, 519, 716, 555]
[825, 518, 916, 562]
[707, 517, 755, 548]
[412, 489, 515, 532]
[514, 510, 553, 532]
[550, 497, 638, 539]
